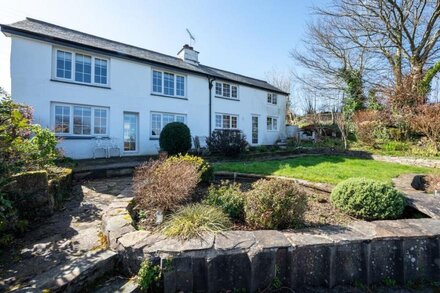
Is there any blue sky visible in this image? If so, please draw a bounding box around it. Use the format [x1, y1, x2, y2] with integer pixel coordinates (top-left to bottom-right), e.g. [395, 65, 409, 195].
[0, 0, 329, 93]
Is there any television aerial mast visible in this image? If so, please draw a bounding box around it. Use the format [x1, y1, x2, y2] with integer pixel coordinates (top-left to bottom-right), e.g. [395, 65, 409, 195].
[186, 28, 196, 46]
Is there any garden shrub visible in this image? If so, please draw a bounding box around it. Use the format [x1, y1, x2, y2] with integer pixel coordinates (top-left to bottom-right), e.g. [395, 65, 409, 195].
[244, 179, 307, 229]
[382, 141, 409, 153]
[134, 158, 200, 212]
[166, 154, 213, 183]
[137, 259, 162, 291]
[159, 122, 192, 155]
[330, 178, 405, 220]
[353, 110, 382, 146]
[206, 129, 248, 157]
[204, 181, 245, 220]
[425, 175, 440, 193]
[161, 204, 231, 239]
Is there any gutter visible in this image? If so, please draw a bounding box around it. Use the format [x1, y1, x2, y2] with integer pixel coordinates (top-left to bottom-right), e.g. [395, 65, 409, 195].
[208, 76, 216, 135]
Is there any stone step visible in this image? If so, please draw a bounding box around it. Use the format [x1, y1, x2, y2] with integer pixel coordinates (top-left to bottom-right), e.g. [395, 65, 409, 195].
[15, 250, 118, 292]
[93, 276, 140, 293]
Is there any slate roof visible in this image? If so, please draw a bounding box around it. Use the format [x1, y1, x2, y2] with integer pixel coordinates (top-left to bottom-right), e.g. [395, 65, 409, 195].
[1, 18, 289, 95]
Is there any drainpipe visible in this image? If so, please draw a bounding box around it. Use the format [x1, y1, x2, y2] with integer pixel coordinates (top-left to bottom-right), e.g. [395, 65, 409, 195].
[208, 76, 216, 135]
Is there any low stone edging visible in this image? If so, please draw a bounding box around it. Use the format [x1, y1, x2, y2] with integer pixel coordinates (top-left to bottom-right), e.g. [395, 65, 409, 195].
[393, 174, 440, 219]
[102, 186, 440, 291]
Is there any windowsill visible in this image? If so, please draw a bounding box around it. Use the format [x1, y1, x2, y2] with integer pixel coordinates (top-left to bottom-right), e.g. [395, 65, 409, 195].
[267, 130, 279, 132]
[267, 103, 278, 106]
[149, 137, 159, 140]
[56, 135, 110, 140]
[151, 93, 188, 100]
[214, 128, 239, 131]
[51, 78, 111, 89]
[215, 96, 240, 101]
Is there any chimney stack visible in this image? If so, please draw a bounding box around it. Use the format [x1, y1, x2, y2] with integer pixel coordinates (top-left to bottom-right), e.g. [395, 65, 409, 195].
[177, 44, 199, 65]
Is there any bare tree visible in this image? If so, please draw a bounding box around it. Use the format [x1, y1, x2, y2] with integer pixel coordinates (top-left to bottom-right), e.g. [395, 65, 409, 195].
[293, 0, 440, 109]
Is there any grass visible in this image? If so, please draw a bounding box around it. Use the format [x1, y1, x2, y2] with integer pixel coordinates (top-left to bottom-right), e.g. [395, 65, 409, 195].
[214, 155, 438, 185]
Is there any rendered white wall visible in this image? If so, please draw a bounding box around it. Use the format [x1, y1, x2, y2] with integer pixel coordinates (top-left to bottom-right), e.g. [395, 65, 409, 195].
[10, 36, 287, 159]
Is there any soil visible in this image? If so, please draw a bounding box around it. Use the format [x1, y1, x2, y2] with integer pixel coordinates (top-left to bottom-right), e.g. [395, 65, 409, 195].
[134, 178, 355, 231]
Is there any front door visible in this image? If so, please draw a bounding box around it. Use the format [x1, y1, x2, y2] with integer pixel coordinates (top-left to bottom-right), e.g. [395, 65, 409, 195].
[252, 115, 259, 144]
[123, 112, 138, 152]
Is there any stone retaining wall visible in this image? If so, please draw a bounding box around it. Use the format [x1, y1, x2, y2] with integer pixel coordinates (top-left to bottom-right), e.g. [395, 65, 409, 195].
[102, 188, 440, 292]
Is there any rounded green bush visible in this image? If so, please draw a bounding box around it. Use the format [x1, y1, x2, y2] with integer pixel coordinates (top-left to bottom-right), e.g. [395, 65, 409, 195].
[159, 122, 192, 155]
[330, 178, 405, 220]
[204, 181, 245, 220]
[245, 179, 307, 229]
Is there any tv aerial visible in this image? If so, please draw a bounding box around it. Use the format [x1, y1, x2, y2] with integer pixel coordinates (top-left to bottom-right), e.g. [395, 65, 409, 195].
[186, 28, 196, 46]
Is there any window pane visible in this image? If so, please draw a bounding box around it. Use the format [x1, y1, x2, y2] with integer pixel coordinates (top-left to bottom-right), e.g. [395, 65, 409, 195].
[94, 108, 107, 134]
[56, 51, 72, 79]
[163, 114, 174, 126]
[54, 105, 70, 133]
[215, 83, 222, 96]
[151, 113, 162, 136]
[153, 71, 162, 93]
[94, 58, 108, 84]
[75, 54, 92, 83]
[164, 72, 174, 95]
[232, 86, 238, 98]
[215, 114, 222, 128]
[223, 83, 230, 97]
[176, 75, 185, 96]
[267, 93, 272, 104]
[73, 106, 92, 135]
[176, 115, 185, 123]
[231, 116, 237, 129]
[273, 118, 278, 130]
[272, 95, 277, 104]
[223, 115, 231, 129]
[267, 117, 272, 131]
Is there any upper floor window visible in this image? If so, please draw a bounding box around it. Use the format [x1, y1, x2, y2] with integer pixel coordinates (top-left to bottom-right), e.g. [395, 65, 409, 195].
[267, 116, 278, 131]
[151, 112, 186, 137]
[152, 69, 185, 98]
[54, 48, 109, 86]
[56, 50, 72, 79]
[215, 113, 238, 129]
[215, 82, 238, 99]
[53, 103, 109, 136]
[267, 93, 278, 105]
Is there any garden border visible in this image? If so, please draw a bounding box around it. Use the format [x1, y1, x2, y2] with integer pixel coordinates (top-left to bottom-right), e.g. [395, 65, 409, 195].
[102, 179, 440, 291]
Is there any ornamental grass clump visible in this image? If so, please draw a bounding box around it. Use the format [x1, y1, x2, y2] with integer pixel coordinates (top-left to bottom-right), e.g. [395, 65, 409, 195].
[203, 181, 245, 220]
[166, 154, 213, 183]
[161, 204, 231, 239]
[133, 158, 200, 213]
[330, 178, 405, 220]
[244, 179, 307, 229]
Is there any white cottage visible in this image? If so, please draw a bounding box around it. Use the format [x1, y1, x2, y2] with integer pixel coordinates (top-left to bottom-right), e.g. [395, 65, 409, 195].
[1, 18, 289, 159]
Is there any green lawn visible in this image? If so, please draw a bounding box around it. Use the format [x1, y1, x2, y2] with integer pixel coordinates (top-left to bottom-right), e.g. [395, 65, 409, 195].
[214, 155, 438, 185]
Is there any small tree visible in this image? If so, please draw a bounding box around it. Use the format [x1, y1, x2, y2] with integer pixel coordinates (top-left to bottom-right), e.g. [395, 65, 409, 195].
[410, 104, 440, 152]
[335, 112, 350, 150]
[159, 122, 192, 155]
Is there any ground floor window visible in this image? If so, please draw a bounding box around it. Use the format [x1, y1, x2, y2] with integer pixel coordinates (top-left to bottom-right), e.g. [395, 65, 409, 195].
[267, 116, 278, 131]
[150, 111, 186, 137]
[53, 103, 108, 136]
[215, 113, 238, 129]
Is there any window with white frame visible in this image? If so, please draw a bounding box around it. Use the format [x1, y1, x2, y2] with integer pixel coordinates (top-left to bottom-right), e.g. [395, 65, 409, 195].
[53, 103, 109, 136]
[215, 113, 238, 129]
[215, 82, 238, 99]
[150, 112, 186, 137]
[267, 116, 278, 131]
[152, 70, 186, 97]
[54, 48, 109, 86]
[267, 93, 278, 105]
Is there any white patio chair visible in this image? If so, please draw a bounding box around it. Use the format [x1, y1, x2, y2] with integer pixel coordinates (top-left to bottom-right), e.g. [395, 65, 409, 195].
[92, 137, 107, 159]
[107, 137, 121, 158]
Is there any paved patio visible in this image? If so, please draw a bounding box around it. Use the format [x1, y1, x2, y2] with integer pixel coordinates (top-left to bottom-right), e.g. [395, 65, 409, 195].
[0, 176, 132, 291]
